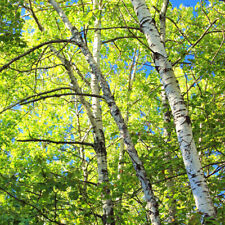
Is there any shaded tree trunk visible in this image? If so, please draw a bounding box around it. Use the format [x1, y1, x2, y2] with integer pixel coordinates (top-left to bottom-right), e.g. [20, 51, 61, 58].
[91, 0, 115, 223]
[159, 1, 177, 223]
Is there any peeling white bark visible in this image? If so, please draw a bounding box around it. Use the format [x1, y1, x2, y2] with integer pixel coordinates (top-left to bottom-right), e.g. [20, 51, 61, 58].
[131, 0, 216, 220]
[48, 0, 161, 224]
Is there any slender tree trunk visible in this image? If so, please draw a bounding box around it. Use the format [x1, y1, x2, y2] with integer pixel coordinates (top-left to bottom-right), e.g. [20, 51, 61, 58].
[92, 1, 115, 224]
[65, 59, 115, 225]
[161, 90, 177, 224]
[75, 99, 88, 191]
[117, 50, 138, 204]
[48, 0, 161, 224]
[131, 0, 216, 221]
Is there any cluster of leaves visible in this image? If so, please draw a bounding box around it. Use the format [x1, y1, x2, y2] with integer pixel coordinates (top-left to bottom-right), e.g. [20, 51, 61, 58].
[0, 0, 26, 48]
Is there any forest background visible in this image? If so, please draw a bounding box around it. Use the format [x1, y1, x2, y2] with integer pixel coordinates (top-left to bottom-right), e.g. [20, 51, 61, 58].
[0, 0, 224, 224]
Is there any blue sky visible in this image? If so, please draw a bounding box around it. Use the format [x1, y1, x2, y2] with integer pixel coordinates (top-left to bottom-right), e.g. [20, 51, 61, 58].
[170, 0, 200, 7]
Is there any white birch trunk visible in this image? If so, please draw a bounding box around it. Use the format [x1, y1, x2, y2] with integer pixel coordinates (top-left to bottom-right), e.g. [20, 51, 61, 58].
[48, 1, 161, 224]
[131, 0, 216, 220]
[92, 1, 115, 224]
[64, 59, 115, 225]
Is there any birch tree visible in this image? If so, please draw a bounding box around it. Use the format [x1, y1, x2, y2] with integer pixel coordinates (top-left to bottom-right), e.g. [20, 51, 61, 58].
[130, 0, 216, 222]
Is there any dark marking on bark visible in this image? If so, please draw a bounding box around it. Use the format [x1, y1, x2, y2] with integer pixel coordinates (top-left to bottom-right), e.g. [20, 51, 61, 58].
[186, 116, 191, 125]
[136, 164, 141, 170]
[151, 18, 156, 26]
[163, 67, 173, 73]
[181, 116, 192, 125]
[107, 101, 113, 107]
[153, 52, 160, 61]
[164, 83, 171, 89]
[114, 109, 120, 116]
[176, 109, 186, 113]
[165, 76, 173, 81]
[155, 66, 160, 73]
[140, 18, 152, 28]
[174, 100, 185, 106]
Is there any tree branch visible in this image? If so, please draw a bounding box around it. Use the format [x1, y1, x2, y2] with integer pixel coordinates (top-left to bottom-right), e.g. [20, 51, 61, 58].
[173, 18, 218, 66]
[0, 88, 104, 114]
[102, 35, 144, 44]
[17, 138, 94, 147]
[159, 0, 169, 43]
[0, 39, 76, 73]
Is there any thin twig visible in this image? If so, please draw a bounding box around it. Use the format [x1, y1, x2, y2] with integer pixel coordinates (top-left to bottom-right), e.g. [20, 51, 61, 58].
[210, 26, 225, 63]
[173, 19, 218, 66]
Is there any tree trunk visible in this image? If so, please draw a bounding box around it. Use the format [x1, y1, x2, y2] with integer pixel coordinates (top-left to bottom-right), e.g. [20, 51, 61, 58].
[161, 89, 177, 224]
[131, 0, 216, 220]
[92, 0, 115, 224]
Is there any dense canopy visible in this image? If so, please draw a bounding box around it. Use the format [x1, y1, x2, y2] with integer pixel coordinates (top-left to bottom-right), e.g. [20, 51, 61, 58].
[0, 0, 224, 224]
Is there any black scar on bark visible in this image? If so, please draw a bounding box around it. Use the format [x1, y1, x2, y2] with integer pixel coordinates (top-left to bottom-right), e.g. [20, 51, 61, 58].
[136, 3, 145, 11]
[101, 169, 108, 173]
[136, 164, 141, 170]
[107, 100, 113, 107]
[153, 52, 166, 62]
[186, 116, 191, 125]
[154, 52, 160, 60]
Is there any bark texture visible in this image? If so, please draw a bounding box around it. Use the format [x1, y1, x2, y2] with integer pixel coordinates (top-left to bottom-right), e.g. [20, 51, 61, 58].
[48, 0, 161, 224]
[131, 0, 216, 220]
